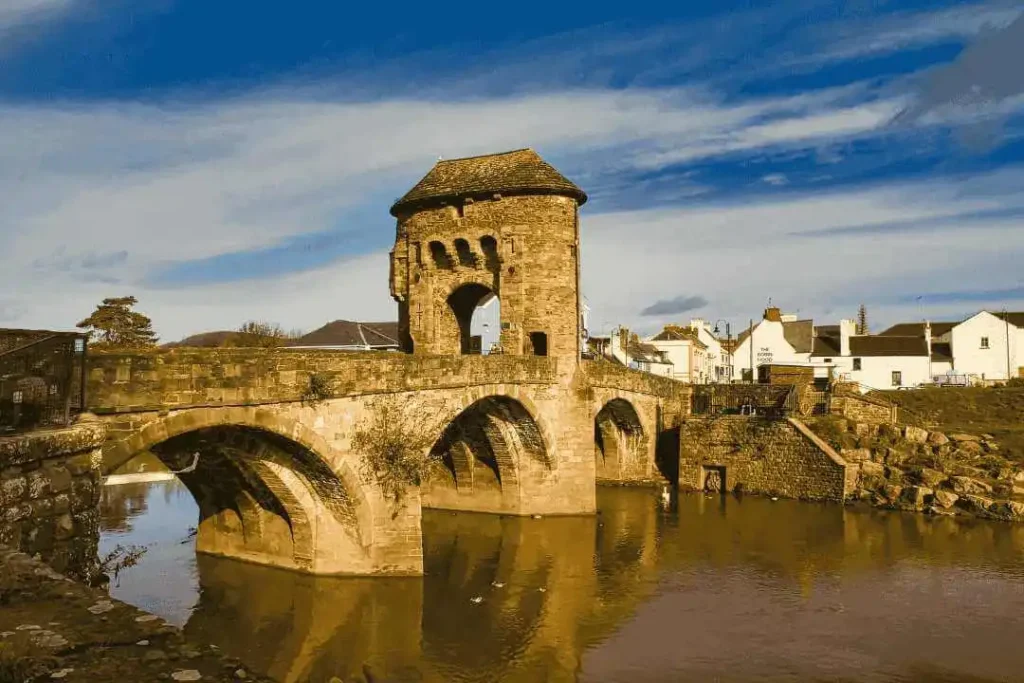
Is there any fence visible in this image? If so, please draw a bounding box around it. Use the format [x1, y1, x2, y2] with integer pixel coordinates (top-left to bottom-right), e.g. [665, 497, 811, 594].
[691, 384, 796, 417]
[0, 329, 88, 434]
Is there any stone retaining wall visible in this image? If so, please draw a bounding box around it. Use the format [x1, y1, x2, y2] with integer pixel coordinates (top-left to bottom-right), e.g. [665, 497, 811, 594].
[0, 421, 105, 579]
[830, 392, 897, 424]
[678, 416, 851, 501]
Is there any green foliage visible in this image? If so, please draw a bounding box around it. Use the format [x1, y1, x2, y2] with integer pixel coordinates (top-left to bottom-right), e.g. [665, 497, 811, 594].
[352, 397, 440, 514]
[0, 638, 53, 683]
[1008, 378, 1024, 388]
[224, 320, 298, 348]
[87, 544, 147, 587]
[76, 296, 158, 349]
[301, 372, 334, 407]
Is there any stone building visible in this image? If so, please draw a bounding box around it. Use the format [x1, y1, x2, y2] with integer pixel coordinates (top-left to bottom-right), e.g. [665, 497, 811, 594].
[388, 149, 587, 359]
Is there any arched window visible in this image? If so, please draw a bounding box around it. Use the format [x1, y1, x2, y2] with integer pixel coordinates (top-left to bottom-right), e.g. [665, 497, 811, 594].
[453, 238, 476, 267]
[479, 236, 499, 270]
[429, 241, 450, 268]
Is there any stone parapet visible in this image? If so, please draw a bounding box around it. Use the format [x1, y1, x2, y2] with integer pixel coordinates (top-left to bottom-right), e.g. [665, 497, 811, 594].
[87, 348, 560, 412]
[0, 421, 106, 578]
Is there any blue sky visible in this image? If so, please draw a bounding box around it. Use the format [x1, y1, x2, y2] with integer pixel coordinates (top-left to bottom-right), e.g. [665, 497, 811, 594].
[1, 0, 1023, 340]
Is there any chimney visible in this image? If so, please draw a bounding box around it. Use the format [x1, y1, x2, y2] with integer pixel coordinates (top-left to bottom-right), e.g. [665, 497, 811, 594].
[839, 319, 856, 356]
[764, 307, 782, 322]
[689, 318, 705, 332]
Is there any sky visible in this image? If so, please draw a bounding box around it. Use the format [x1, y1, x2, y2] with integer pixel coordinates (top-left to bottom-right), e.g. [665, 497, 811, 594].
[2, 0, 1024, 342]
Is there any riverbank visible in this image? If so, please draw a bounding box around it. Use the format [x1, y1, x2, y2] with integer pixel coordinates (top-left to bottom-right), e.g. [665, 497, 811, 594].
[808, 416, 1024, 521]
[0, 547, 272, 683]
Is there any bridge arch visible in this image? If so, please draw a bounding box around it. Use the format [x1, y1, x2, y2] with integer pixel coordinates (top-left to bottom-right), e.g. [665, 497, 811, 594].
[100, 406, 382, 575]
[423, 389, 553, 514]
[594, 398, 648, 483]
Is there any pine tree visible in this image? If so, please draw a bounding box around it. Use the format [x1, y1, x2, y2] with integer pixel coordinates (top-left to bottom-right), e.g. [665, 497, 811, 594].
[857, 304, 869, 335]
[76, 296, 158, 349]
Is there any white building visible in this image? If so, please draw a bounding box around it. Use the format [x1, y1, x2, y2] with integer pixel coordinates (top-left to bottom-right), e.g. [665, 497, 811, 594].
[730, 307, 814, 381]
[687, 319, 733, 382]
[587, 328, 675, 377]
[813, 319, 931, 390]
[879, 310, 1024, 384]
[949, 311, 1020, 382]
[647, 326, 709, 383]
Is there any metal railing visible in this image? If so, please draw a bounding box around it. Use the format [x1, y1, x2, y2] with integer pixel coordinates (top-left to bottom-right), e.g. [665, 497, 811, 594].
[0, 329, 88, 434]
[692, 384, 796, 417]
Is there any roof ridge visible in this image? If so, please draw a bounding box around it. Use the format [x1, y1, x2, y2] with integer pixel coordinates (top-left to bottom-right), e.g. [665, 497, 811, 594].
[436, 148, 533, 163]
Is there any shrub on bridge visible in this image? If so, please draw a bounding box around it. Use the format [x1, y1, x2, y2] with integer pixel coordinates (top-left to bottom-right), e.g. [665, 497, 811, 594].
[352, 397, 441, 516]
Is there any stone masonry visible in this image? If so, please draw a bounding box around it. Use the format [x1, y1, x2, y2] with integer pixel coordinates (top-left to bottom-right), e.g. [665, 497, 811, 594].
[678, 416, 853, 501]
[0, 422, 105, 579]
[390, 149, 586, 359]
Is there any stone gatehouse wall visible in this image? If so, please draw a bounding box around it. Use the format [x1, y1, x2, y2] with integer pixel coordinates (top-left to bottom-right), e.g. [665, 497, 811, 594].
[0, 421, 105, 578]
[678, 416, 852, 501]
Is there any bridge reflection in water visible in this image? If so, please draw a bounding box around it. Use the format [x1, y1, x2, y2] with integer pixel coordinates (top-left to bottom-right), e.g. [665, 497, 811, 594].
[104, 486, 1024, 683]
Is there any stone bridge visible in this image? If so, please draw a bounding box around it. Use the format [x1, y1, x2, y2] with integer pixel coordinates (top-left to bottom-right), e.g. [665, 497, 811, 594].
[85, 348, 690, 576]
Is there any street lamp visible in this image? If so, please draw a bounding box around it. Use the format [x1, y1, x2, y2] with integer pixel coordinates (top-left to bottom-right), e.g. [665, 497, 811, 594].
[712, 319, 732, 384]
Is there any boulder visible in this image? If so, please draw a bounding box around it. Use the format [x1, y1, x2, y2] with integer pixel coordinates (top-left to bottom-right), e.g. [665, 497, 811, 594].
[900, 485, 933, 509]
[926, 505, 957, 516]
[932, 490, 959, 508]
[949, 476, 994, 495]
[957, 494, 994, 515]
[881, 484, 904, 504]
[860, 461, 885, 478]
[957, 441, 984, 455]
[988, 501, 1024, 521]
[950, 433, 980, 442]
[996, 467, 1016, 481]
[1014, 471, 1024, 484]
[915, 467, 947, 489]
[927, 432, 949, 446]
[853, 423, 874, 438]
[840, 448, 872, 463]
[950, 463, 989, 479]
[983, 441, 1000, 452]
[883, 448, 910, 467]
[884, 466, 907, 484]
[903, 426, 929, 444]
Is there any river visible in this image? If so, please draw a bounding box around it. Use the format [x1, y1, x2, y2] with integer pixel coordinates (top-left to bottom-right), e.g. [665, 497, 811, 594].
[100, 480, 1024, 683]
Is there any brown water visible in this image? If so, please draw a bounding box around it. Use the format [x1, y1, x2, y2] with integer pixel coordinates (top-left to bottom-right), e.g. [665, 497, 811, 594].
[100, 483, 1024, 683]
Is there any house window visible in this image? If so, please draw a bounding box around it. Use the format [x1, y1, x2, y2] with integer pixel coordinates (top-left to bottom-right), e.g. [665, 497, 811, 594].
[981, 336, 990, 349]
[824, 358, 832, 363]
[853, 358, 862, 371]
[891, 371, 902, 387]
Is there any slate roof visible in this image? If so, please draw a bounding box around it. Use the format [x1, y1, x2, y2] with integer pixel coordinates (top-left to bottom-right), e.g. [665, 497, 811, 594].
[814, 324, 840, 337]
[289, 321, 399, 348]
[811, 335, 841, 357]
[782, 319, 815, 354]
[878, 322, 957, 338]
[390, 148, 587, 215]
[649, 327, 708, 348]
[849, 335, 928, 357]
[994, 311, 1024, 328]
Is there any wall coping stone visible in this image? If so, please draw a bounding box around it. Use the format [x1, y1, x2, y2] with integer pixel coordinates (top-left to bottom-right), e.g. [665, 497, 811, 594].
[0, 422, 107, 467]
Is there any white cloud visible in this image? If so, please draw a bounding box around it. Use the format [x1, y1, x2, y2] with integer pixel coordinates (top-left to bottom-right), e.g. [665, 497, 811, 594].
[0, 80, 918, 340]
[581, 169, 1024, 335]
[0, 0, 76, 37]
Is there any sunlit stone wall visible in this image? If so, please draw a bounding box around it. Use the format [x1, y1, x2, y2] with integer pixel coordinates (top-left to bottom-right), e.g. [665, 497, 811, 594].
[0, 421, 105, 578]
[678, 416, 852, 501]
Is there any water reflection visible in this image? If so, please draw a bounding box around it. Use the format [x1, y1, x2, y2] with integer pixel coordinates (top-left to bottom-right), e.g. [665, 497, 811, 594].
[102, 486, 1024, 682]
[99, 478, 199, 625]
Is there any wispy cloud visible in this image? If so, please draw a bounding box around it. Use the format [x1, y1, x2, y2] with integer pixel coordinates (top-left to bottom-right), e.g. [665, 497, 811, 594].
[640, 296, 709, 317]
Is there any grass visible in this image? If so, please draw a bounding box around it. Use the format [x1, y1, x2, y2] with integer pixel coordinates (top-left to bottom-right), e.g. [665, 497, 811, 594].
[877, 386, 1024, 465]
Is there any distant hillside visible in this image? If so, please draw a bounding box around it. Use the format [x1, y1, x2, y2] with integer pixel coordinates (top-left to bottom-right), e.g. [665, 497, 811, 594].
[161, 330, 237, 348]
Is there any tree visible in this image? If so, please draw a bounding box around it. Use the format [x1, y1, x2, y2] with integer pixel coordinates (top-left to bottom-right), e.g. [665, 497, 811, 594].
[76, 296, 158, 349]
[857, 304, 869, 335]
[224, 321, 293, 348]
